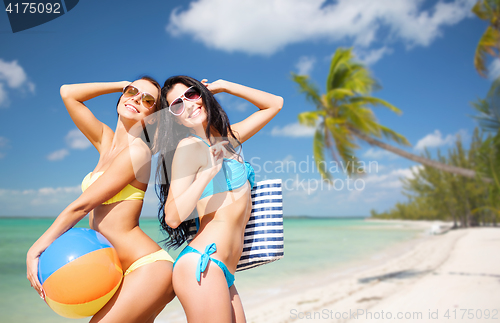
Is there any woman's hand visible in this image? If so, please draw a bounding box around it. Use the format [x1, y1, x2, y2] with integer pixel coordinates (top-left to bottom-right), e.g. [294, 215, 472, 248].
[163, 137, 228, 228]
[119, 81, 132, 91]
[201, 79, 226, 95]
[26, 250, 45, 299]
[206, 140, 229, 178]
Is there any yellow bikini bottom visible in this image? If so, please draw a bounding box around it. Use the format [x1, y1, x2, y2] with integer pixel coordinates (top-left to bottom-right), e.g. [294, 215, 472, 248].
[124, 249, 174, 276]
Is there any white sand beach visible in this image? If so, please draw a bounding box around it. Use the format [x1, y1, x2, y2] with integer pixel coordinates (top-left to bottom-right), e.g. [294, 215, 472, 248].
[157, 222, 500, 323]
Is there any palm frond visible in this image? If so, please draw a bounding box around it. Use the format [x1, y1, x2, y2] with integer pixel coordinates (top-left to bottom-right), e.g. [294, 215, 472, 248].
[326, 48, 353, 92]
[326, 48, 379, 96]
[349, 96, 402, 114]
[298, 110, 325, 127]
[379, 125, 411, 146]
[344, 64, 378, 94]
[471, 98, 490, 115]
[475, 116, 500, 132]
[325, 118, 359, 166]
[340, 104, 379, 135]
[325, 88, 354, 102]
[313, 129, 331, 181]
[471, 77, 500, 132]
[472, 0, 495, 21]
[474, 26, 500, 77]
[291, 73, 323, 109]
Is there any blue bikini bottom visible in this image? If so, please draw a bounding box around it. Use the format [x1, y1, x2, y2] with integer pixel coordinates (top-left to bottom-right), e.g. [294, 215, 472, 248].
[174, 243, 235, 288]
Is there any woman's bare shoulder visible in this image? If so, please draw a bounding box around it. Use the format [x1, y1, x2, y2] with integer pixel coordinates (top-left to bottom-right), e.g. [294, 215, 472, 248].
[173, 137, 207, 169]
[177, 136, 202, 148]
[128, 139, 152, 159]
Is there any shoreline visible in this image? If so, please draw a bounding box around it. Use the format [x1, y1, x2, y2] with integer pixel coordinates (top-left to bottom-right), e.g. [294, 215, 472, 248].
[244, 226, 500, 323]
[242, 220, 439, 322]
[157, 222, 500, 323]
[156, 219, 438, 322]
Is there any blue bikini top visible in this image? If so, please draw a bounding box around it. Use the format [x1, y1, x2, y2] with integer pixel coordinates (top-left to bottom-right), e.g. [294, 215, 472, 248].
[190, 134, 255, 200]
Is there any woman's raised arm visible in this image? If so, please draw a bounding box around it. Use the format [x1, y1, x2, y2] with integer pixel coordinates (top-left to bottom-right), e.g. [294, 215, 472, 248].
[60, 81, 130, 152]
[204, 79, 283, 143]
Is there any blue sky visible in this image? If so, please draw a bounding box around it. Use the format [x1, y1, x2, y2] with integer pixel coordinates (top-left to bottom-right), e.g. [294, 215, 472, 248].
[0, 0, 493, 217]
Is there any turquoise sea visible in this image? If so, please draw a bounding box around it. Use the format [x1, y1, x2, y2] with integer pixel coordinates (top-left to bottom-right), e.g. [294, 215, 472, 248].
[0, 217, 422, 323]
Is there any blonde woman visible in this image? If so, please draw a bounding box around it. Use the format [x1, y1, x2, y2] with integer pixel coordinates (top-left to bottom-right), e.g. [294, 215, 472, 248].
[27, 77, 175, 323]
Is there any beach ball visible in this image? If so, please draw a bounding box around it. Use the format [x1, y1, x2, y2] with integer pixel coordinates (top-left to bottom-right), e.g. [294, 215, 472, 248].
[38, 228, 123, 318]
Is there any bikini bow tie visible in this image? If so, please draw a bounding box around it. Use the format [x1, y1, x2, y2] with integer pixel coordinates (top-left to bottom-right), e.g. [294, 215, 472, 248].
[196, 243, 217, 282]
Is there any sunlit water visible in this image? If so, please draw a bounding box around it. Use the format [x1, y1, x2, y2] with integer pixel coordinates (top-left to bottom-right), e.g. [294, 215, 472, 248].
[0, 217, 421, 323]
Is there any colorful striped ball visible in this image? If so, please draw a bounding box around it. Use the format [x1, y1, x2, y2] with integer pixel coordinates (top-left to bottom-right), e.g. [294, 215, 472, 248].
[38, 228, 123, 319]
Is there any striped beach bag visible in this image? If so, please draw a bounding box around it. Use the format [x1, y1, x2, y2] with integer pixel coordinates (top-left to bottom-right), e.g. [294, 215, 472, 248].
[187, 179, 284, 271]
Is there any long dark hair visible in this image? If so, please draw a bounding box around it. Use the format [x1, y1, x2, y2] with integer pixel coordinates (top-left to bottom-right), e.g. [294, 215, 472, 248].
[155, 75, 240, 249]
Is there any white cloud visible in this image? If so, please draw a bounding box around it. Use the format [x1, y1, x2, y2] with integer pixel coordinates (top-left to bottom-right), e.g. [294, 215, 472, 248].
[65, 129, 91, 150]
[355, 46, 393, 65]
[167, 0, 475, 55]
[489, 58, 500, 80]
[0, 59, 29, 88]
[382, 166, 423, 187]
[47, 129, 91, 161]
[0, 59, 35, 107]
[216, 93, 250, 112]
[271, 122, 315, 137]
[37, 186, 81, 196]
[414, 129, 467, 151]
[0, 186, 81, 210]
[254, 162, 424, 215]
[279, 165, 416, 207]
[232, 102, 249, 112]
[363, 148, 398, 160]
[295, 56, 316, 75]
[0, 83, 7, 106]
[363, 165, 422, 188]
[391, 166, 422, 180]
[47, 149, 70, 161]
[0, 136, 8, 148]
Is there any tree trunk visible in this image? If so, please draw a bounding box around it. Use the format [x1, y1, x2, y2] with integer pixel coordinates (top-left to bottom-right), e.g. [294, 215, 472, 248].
[350, 128, 492, 183]
[446, 200, 458, 229]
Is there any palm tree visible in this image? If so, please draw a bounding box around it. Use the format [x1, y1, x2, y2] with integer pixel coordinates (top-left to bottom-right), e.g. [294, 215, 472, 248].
[472, 0, 500, 77]
[292, 47, 484, 181]
[372, 131, 494, 227]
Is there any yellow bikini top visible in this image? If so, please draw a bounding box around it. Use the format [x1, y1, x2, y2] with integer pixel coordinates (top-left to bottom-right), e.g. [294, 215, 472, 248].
[81, 172, 145, 205]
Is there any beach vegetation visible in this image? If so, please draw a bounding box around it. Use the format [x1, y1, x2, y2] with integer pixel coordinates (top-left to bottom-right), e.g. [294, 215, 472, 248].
[471, 77, 500, 134]
[371, 129, 499, 227]
[292, 47, 485, 182]
[470, 78, 500, 222]
[371, 4, 500, 226]
[472, 0, 500, 77]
